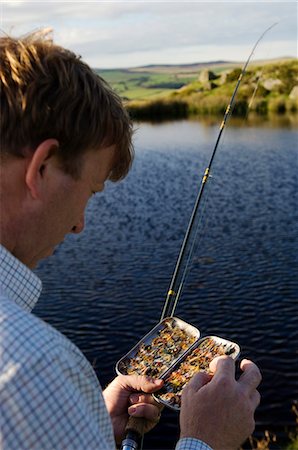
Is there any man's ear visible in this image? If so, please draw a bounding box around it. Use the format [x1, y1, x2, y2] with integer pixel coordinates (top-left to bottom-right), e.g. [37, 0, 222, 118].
[25, 139, 59, 199]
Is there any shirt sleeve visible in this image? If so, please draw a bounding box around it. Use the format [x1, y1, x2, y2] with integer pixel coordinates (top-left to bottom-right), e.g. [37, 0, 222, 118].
[175, 437, 213, 450]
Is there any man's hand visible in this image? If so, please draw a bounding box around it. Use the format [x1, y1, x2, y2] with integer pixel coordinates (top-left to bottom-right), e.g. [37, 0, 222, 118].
[180, 356, 261, 450]
[103, 374, 164, 444]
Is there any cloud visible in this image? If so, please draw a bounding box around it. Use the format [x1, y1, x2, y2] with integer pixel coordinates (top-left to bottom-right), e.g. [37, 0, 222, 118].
[1, 1, 297, 68]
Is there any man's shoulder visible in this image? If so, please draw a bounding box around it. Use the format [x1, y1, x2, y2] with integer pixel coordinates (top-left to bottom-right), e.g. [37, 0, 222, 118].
[1, 293, 55, 359]
[0, 292, 86, 373]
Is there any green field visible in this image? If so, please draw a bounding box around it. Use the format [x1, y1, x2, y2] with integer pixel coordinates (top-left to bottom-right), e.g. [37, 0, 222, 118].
[95, 68, 197, 100]
[95, 61, 239, 100]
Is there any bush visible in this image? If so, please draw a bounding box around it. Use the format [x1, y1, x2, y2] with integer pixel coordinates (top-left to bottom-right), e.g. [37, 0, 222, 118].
[262, 60, 298, 95]
[256, 84, 271, 97]
[268, 97, 287, 114]
[226, 68, 242, 82]
[250, 98, 268, 115]
[189, 93, 229, 115]
[286, 99, 298, 113]
[127, 99, 188, 120]
[175, 82, 204, 96]
[233, 99, 249, 116]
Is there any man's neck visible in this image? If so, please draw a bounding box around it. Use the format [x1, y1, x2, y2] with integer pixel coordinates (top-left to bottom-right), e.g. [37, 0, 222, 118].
[0, 157, 32, 265]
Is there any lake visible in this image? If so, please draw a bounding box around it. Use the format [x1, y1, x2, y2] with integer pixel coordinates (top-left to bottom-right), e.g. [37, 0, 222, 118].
[34, 117, 298, 449]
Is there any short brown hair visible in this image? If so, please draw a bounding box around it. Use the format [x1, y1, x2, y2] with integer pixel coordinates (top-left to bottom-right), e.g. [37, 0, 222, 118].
[0, 30, 133, 180]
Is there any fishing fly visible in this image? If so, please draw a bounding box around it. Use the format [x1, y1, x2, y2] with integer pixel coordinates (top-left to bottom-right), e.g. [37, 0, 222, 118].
[120, 22, 277, 450]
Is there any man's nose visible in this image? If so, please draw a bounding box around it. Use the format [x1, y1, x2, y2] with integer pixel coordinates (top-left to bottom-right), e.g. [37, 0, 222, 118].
[71, 216, 85, 234]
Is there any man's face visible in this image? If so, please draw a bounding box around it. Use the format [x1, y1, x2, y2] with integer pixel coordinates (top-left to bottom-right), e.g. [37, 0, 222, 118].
[25, 145, 115, 268]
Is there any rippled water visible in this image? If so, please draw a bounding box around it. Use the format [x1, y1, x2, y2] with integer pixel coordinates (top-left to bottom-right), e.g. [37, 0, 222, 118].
[34, 119, 298, 449]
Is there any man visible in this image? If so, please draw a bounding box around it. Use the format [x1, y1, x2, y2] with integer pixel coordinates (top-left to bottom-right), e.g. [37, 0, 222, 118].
[0, 31, 261, 450]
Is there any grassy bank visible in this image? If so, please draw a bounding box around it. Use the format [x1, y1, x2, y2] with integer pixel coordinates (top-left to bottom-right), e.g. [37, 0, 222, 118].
[242, 403, 298, 450]
[97, 59, 298, 121]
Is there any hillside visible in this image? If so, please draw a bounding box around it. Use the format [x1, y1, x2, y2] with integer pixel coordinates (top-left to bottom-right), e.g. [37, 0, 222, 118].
[96, 61, 245, 101]
[96, 58, 298, 120]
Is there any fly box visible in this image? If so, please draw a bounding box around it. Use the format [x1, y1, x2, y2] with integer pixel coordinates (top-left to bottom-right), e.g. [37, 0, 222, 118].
[115, 317, 200, 378]
[153, 335, 240, 411]
[115, 317, 240, 411]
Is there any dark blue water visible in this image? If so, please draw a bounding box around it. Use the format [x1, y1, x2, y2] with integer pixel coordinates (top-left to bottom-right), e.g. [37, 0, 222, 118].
[34, 118, 298, 449]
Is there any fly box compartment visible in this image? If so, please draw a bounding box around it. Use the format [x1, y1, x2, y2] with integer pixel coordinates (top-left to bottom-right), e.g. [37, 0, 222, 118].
[115, 317, 200, 378]
[153, 335, 240, 411]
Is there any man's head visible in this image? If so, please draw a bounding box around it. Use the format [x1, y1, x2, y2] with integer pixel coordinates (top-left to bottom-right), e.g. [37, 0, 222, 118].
[0, 31, 134, 268]
[0, 30, 133, 179]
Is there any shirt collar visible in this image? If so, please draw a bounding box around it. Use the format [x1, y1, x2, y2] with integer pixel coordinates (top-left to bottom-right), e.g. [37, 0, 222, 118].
[0, 244, 42, 312]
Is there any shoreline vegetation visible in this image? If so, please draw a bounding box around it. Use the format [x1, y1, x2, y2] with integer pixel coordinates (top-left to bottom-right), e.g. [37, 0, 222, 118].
[245, 403, 298, 450]
[97, 58, 297, 123]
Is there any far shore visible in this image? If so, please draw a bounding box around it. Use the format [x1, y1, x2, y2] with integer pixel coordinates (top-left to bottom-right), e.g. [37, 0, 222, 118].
[97, 58, 297, 123]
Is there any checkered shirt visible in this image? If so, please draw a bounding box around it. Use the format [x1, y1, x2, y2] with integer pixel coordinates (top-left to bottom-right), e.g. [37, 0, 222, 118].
[0, 245, 212, 450]
[0, 245, 115, 449]
[176, 439, 213, 450]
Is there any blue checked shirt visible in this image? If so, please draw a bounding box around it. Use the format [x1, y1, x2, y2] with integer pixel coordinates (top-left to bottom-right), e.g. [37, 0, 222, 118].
[0, 244, 212, 450]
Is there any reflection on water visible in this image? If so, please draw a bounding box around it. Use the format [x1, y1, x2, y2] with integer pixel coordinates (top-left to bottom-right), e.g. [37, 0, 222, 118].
[141, 113, 298, 130]
[34, 119, 298, 449]
[191, 113, 298, 129]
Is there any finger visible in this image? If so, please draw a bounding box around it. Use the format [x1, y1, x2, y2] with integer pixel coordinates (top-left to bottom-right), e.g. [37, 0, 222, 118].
[209, 355, 235, 380]
[129, 393, 161, 407]
[128, 402, 162, 423]
[239, 359, 262, 391]
[117, 374, 164, 393]
[250, 390, 261, 409]
[183, 370, 211, 392]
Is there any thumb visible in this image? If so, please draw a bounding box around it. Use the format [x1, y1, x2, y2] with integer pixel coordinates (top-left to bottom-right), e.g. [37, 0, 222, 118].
[118, 374, 164, 393]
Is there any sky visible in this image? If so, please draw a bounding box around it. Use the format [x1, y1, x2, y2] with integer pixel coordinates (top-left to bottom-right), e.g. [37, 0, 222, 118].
[1, 1, 297, 69]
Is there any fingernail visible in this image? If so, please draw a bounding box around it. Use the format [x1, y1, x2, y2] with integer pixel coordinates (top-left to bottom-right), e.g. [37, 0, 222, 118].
[130, 394, 139, 404]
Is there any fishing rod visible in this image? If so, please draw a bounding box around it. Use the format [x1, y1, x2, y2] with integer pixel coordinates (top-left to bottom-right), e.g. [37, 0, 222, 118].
[160, 22, 277, 321]
[120, 22, 277, 450]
